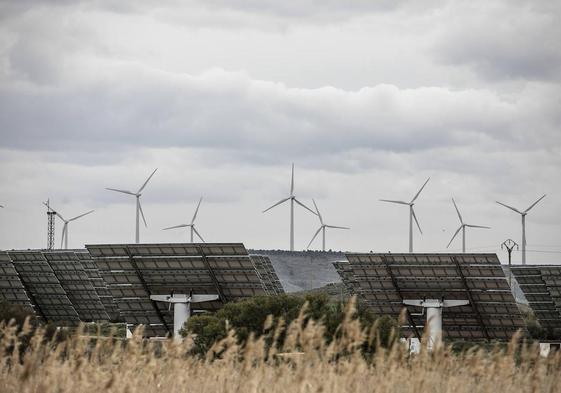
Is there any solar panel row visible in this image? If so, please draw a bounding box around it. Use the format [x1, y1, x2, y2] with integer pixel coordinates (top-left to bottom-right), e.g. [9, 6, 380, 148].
[339, 253, 526, 340]
[510, 266, 561, 329]
[85, 243, 268, 337]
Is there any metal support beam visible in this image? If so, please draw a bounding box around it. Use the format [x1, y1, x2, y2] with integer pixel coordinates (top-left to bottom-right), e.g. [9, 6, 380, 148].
[196, 246, 226, 303]
[381, 256, 421, 339]
[452, 256, 490, 340]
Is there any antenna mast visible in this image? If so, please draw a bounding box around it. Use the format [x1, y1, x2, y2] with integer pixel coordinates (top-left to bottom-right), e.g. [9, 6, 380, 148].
[501, 238, 519, 286]
[45, 199, 56, 250]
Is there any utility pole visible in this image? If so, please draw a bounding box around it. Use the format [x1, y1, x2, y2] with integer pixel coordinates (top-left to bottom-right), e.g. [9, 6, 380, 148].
[501, 239, 518, 286]
[45, 199, 56, 250]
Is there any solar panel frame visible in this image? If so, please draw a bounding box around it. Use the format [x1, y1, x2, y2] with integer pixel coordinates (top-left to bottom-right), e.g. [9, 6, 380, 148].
[7, 250, 80, 325]
[0, 251, 34, 311]
[511, 265, 561, 329]
[86, 243, 267, 337]
[42, 250, 110, 322]
[250, 255, 284, 295]
[342, 253, 526, 341]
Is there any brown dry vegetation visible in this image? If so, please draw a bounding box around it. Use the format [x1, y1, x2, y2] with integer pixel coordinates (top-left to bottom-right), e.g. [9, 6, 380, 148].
[1, 301, 560, 393]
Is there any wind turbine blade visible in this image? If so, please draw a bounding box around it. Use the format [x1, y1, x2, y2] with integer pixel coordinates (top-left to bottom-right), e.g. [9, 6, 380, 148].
[411, 207, 422, 234]
[191, 197, 203, 224]
[262, 197, 290, 213]
[496, 201, 522, 214]
[379, 199, 409, 205]
[138, 200, 147, 227]
[306, 227, 322, 249]
[290, 163, 294, 196]
[410, 177, 430, 203]
[193, 227, 205, 242]
[137, 168, 158, 193]
[68, 210, 94, 222]
[325, 225, 350, 230]
[312, 199, 323, 224]
[465, 224, 491, 229]
[524, 194, 546, 213]
[294, 198, 317, 215]
[446, 226, 462, 248]
[162, 224, 189, 231]
[452, 198, 463, 224]
[106, 188, 136, 196]
[61, 223, 67, 249]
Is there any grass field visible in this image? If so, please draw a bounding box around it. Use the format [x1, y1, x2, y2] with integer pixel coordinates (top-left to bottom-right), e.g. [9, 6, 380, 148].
[1, 305, 560, 393]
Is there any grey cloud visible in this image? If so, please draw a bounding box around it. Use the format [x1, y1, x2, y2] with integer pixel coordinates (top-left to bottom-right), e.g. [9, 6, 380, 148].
[432, 2, 561, 81]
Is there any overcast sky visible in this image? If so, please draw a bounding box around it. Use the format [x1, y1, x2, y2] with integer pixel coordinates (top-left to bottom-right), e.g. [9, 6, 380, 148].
[0, 0, 560, 264]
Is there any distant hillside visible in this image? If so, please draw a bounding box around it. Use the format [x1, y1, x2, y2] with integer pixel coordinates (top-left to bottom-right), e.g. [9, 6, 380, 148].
[248, 250, 346, 292]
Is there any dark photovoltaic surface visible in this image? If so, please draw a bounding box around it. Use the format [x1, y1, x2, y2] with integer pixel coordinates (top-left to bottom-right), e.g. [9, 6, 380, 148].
[333, 261, 357, 295]
[86, 243, 267, 337]
[511, 266, 561, 329]
[0, 251, 33, 310]
[250, 255, 284, 295]
[6, 251, 80, 325]
[74, 250, 121, 321]
[342, 253, 525, 340]
[42, 251, 110, 321]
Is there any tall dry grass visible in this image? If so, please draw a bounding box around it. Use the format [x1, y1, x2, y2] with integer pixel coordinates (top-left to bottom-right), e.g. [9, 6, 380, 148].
[1, 300, 560, 393]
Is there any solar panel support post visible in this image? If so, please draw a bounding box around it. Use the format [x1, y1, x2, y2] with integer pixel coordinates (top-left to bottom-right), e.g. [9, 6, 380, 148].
[403, 299, 469, 351]
[150, 293, 219, 340]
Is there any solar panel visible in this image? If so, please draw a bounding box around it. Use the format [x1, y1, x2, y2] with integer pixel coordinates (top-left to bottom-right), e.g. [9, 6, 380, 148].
[342, 253, 525, 340]
[510, 266, 561, 329]
[333, 261, 358, 295]
[250, 255, 284, 295]
[42, 250, 110, 322]
[86, 243, 267, 337]
[0, 251, 33, 311]
[74, 250, 121, 321]
[7, 250, 80, 325]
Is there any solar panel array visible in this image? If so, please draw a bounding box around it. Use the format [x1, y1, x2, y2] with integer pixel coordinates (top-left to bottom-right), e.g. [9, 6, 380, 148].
[342, 253, 525, 340]
[7, 251, 80, 325]
[42, 251, 110, 321]
[510, 266, 561, 329]
[86, 243, 267, 337]
[0, 251, 33, 311]
[250, 255, 284, 295]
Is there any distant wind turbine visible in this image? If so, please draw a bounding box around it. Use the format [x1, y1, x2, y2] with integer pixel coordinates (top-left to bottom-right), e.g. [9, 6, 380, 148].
[496, 194, 546, 265]
[263, 164, 317, 251]
[162, 197, 205, 242]
[106, 168, 157, 244]
[446, 198, 490, 253]
[43, 202, 94, 249]
[306, 199, 349, 251]
[380, 177, 430, 253]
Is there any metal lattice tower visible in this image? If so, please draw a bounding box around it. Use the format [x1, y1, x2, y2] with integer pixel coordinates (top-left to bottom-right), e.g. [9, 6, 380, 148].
[45, 199, 56, 250]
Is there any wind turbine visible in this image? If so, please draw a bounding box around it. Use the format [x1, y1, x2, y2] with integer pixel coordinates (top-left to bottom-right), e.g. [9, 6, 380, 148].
[106, 168, 157, 244]
[306, 199, 349, 251]
[162, 197, 205, 242]
[43, 202, 94, 249]
[446, 198, 490, 253]
[380, 177, 430, 253]
[263, 163, 316, 251]
[496, 194, 546, 265]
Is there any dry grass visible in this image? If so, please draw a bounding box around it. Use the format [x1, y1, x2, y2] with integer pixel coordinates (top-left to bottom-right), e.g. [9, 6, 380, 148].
[1, 301, 560, 393]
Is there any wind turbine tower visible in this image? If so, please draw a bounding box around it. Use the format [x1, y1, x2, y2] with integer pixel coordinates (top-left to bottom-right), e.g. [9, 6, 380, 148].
[162, 197, 206, 242]
[496, 194, 546, 265]
[380, 178, 430, 253]
[263, 164, 316, 251]
[106, 168, 158, 244]
[307, 199, 349, 251]
[446, 198, 490, 253]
